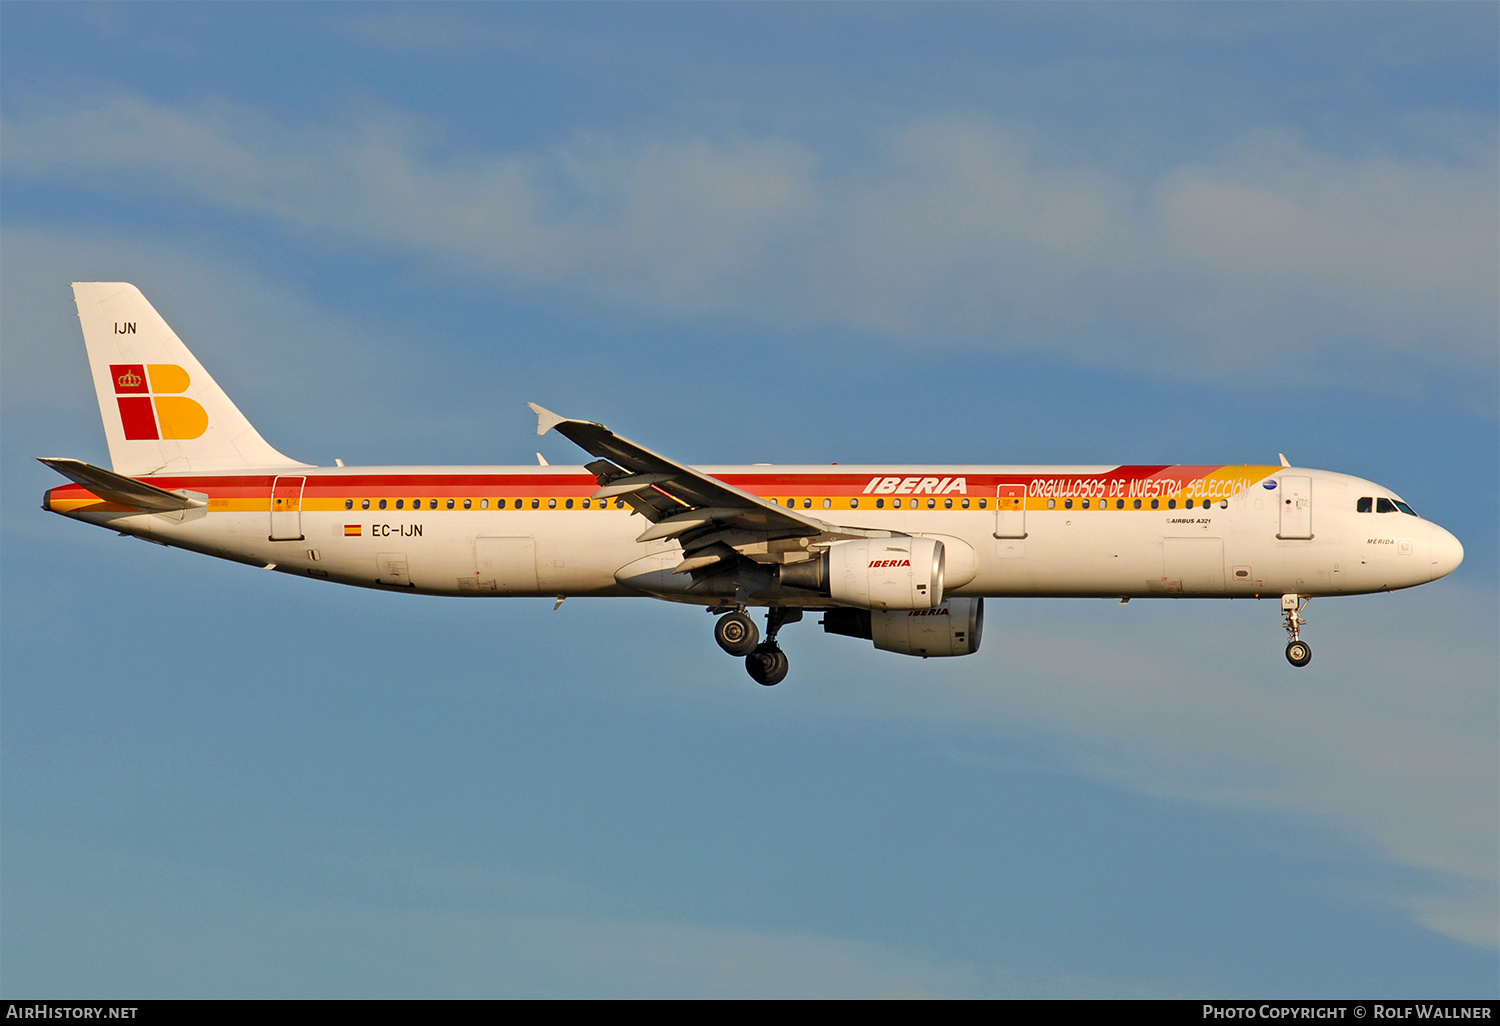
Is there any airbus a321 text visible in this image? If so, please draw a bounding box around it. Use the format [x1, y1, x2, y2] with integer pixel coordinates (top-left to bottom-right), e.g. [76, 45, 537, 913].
[43, 283, 1464, 685]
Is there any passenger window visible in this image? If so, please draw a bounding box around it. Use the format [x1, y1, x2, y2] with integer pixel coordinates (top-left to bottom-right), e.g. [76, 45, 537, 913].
[1045, 499, 1054, 510]
[566, 498, 574, 509]
[876, 498, 885, 509]
[395, 499, 404, 510]
[1150, 499, 1159, 510]
[962, 498, 971, 509]
[893, 498, 902, 509]
[1081, 499, 1089, 509]
[1167, 499, 1176, 509]
[344, 499, 353, 510]
[823, 498, 831, 509]
[446, 499, 455, 510]
[614, 498, 625, 509]
[533, 499, 541, 509]
[463, 499, 472, 509]
[978, 498, 987, 509]
[548, 498, 557, 509]
[1116, 500, 1125, 509]
[1132, 499, 1141, 509]
[480, 499, 489, 509]
[1376, 498, 1397, 513]
[802, 498, 811, 509]
[850, 498, 860, 509]
[1219, 500, 1228, 509]
[379, 499, 388, 510]
[1357, 497, 1372, 513]
[786, 498, 795, 509]
[583, 499, 591, 509]
[1063, 499, 1072, 510]
[927, 498, 936, 509]
[498, 499, 507, 509]
[362, 499, 370, 510]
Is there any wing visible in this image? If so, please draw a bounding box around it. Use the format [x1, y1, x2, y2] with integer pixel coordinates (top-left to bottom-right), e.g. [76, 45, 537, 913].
[529, 404, 886, 577]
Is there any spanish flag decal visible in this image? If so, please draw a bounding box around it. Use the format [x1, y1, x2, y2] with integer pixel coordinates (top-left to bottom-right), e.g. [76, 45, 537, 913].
[344, 525, 362, 537]
[110, 363, 208, 440]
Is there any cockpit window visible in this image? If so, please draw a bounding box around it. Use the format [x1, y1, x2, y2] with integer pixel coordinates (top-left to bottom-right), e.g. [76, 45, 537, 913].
[1376, 498, 1398, 513]
[1357, 497, 1372, 513]
[1394, 500, 1418, 517]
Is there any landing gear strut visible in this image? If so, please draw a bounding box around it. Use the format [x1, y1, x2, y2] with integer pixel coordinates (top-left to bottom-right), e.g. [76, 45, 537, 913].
[710, 606, 802, 685]
[1282, 594, 1312, 667]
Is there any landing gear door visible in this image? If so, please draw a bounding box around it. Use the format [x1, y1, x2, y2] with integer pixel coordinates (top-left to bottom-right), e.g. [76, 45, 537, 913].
[270, 476, 306, 540]
[1277, 475, 1312, 539]
[994, 484, 1026, 539]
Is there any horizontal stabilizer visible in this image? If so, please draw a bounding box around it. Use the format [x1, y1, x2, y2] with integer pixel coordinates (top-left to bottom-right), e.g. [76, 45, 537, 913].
[38, 457, 207, 513]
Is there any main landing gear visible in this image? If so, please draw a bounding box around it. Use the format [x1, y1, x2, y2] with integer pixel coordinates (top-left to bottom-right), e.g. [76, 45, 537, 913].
[713, 607, 801, 685]
[1282, 593, 1312, 667]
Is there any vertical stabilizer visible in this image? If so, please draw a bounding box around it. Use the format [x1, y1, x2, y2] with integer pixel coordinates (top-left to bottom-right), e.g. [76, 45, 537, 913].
[72, 282, 310, 476]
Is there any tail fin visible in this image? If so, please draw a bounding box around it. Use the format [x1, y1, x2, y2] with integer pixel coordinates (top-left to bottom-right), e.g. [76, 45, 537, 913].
[72, 282, 309, 476]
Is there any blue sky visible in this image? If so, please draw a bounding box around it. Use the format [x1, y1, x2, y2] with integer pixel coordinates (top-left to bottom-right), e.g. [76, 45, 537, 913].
[2, 3, 1495, 997]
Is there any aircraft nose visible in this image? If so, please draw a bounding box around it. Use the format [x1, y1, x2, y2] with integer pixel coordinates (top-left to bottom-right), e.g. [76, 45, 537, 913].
[1429, 525, 1464, 581]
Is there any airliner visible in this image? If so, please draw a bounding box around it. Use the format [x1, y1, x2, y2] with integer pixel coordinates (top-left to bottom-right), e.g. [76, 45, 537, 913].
[42, 283, 1464, 685]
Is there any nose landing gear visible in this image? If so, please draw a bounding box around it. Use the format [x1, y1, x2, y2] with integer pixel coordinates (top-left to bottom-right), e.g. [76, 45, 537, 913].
[1282, 594, 1312, 667]
[711, 606, 802, 684]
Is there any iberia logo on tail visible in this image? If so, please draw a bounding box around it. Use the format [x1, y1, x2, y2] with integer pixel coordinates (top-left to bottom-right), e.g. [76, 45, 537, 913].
[110, 364, 208, 440]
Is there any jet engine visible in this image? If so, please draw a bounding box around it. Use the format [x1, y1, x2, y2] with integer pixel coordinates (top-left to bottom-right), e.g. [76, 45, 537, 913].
[822, 597, 984, 657]
[779, 537, 944, 610]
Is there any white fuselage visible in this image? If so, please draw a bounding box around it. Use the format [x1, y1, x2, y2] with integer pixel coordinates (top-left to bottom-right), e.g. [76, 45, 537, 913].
[46, 463, 1463, 604]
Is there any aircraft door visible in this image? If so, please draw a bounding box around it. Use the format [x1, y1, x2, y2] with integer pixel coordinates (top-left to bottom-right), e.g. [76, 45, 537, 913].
[994, 484, 1026, 539]
[1277, 476, 1312, 539]
[270, 476, 306, 540]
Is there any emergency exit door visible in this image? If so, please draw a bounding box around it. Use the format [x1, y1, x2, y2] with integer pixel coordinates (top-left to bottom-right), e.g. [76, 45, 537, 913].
[994, 484, 1026, 539]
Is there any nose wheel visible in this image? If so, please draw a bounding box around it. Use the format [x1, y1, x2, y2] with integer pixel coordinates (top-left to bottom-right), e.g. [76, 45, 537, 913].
[1281, 594, 1312, 667]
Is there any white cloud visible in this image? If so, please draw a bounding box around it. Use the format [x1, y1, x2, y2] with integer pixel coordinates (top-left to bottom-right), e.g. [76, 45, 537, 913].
[791, 583, 1499, 949]
[4, 98, 1494, 389]
[6, 837, 1154, 997]
[0, 227, 437, 471]
[1156, 130, 1498, 365]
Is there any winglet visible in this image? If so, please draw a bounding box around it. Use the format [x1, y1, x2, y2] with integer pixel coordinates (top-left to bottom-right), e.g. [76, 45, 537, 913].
[528, 403, 568, 437]
[1278, 453, 1291, 468]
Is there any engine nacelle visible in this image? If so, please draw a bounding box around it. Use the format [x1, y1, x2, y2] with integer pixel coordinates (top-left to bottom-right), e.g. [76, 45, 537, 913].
[823, 597, 984, 657]
[824, 537, 944, 610]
